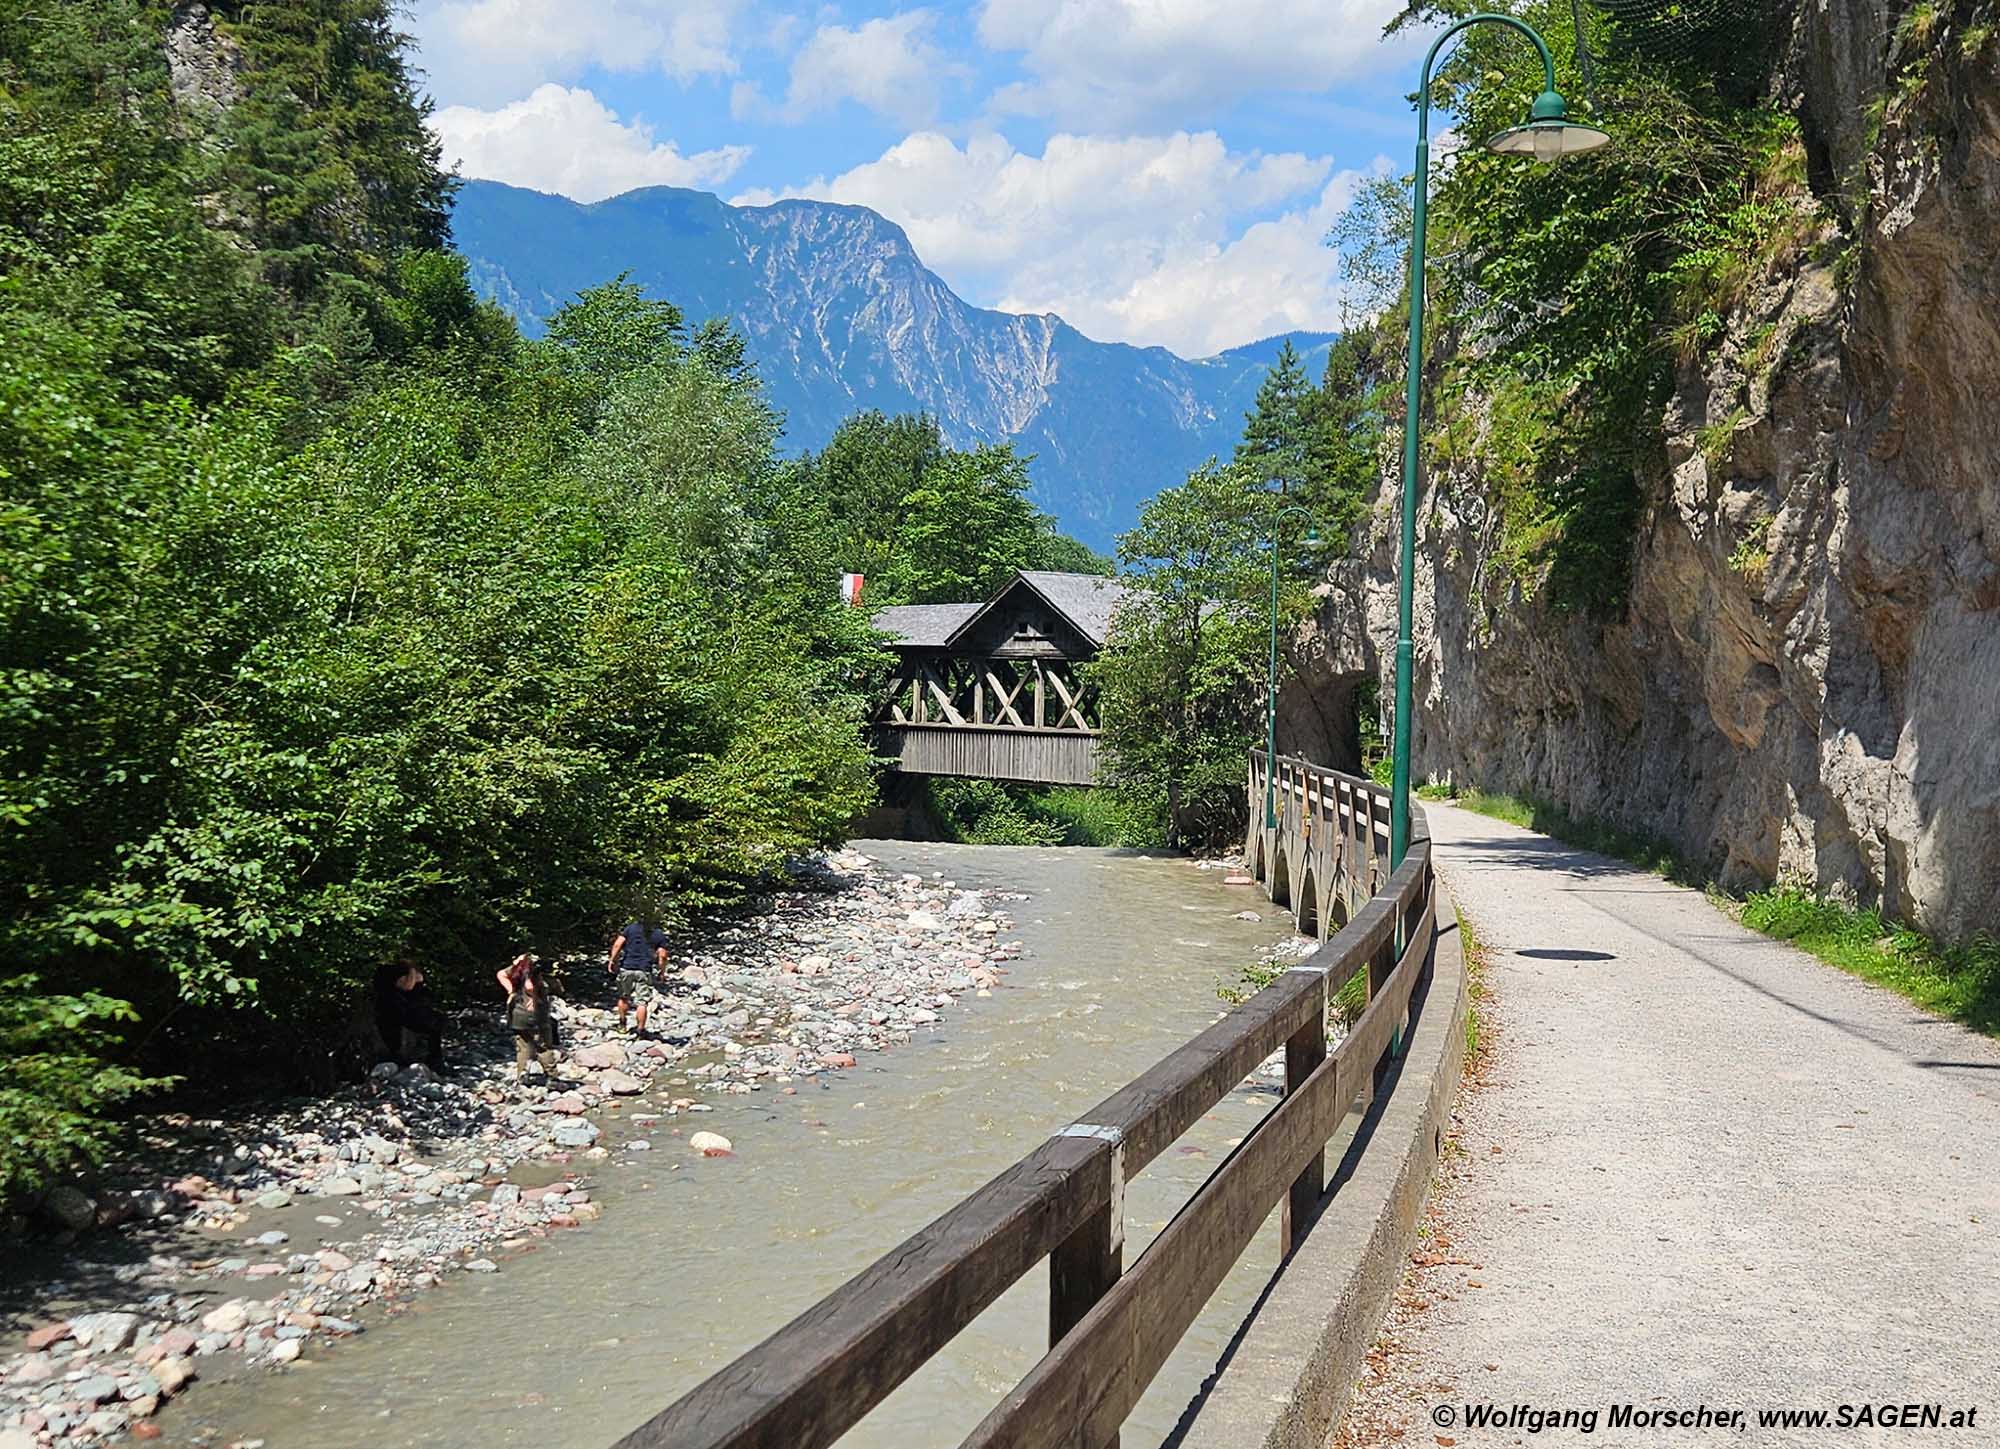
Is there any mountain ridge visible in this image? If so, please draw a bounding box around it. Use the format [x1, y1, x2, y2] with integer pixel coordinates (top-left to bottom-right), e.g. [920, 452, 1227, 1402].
[450, 179, 1334, 547]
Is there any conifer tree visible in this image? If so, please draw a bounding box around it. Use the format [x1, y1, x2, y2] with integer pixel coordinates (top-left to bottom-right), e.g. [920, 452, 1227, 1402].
[1235, 339, 1326, 500]
[1310, 328, 1393, 542]
[208, 0, 452, 305]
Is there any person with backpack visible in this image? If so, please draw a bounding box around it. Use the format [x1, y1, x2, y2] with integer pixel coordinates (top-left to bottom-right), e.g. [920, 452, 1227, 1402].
[497, 952, 560, 1080]
[607, 915, 668, 1037]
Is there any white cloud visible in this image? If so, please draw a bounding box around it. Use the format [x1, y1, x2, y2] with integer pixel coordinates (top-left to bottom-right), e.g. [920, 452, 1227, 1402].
[433, 85, 752, 203]
[783, 11, 959, 126]
[411, 0, 746, 106]
[741, 130, 1384, 356]
[1056, 167, 1382, 356]
[976, 0, 1412, 126]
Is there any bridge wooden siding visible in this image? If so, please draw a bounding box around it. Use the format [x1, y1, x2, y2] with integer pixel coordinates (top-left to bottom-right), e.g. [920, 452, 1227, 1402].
[613, 757, 1434, 1449]
[876, 722, 1101, 787]
[1247, 750, 1391, 941]
[871, 571, 1125, 787]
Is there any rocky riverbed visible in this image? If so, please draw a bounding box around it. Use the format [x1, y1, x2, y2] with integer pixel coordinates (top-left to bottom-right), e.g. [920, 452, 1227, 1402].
[0, 849, 1019, 1447]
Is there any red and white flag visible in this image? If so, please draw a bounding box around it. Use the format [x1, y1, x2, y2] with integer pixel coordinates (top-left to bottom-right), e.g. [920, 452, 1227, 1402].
[840, 572, 865, 607]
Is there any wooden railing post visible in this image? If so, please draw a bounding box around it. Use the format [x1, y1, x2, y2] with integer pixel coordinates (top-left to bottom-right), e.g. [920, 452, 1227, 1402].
[1048, 1125, 1123, 1449]
[1281, 977, 1327, 1256]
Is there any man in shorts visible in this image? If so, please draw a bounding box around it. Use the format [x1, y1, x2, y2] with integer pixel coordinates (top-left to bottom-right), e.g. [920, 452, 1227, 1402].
[608, 916, 667, 1037]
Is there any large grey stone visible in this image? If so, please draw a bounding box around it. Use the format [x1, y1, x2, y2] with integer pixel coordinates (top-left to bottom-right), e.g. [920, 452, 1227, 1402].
[550, 1120, 600, 1149]
[69, 1311, 139, 1352]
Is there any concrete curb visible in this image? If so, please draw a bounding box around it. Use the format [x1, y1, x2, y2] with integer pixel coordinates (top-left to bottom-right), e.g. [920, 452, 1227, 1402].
[1171, 875, 1470, 1449]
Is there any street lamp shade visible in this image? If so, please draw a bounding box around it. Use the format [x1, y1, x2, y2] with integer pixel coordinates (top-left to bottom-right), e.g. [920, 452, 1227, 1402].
[1486, 90, 1612, 162]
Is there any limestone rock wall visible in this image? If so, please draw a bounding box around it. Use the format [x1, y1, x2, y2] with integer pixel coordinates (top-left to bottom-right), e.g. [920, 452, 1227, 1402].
[1288, 0, 2000, 940]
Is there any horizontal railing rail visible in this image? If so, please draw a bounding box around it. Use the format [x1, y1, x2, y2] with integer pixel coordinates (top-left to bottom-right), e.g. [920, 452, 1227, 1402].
[614, 754, 1434, 1449]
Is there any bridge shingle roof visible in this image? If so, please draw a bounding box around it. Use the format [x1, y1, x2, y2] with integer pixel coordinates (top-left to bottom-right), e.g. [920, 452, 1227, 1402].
[870, 601, 983, 648]
[1009, 571, 1129, 648]
[870, 571, 1130, 653]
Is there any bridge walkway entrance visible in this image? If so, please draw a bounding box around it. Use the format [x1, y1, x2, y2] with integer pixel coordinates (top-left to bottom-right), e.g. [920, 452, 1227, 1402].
[1348, 801, 2000, 1444]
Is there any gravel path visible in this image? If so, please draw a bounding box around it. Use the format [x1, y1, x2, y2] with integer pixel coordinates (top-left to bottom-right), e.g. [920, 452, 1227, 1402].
[1391, 802, 2000, 1445]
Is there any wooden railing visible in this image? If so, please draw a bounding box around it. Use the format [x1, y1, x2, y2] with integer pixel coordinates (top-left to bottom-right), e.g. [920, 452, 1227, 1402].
[614, 757, 1435, 1449]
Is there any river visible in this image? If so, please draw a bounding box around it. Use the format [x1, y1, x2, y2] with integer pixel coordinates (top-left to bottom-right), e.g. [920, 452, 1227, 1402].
[171, 842, 1298, 1448]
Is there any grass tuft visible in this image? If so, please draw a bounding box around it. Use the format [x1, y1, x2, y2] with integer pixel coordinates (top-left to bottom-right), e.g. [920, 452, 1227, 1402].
[1460, 911, 1489, 1067]
[1729, 513, 1775, 589]
[1450, 788, 1702, 884]
[1741, 888, 2000, 1038]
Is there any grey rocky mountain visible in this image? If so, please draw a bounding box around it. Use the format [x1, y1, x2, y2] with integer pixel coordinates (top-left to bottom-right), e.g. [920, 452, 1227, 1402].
[451, 179, 1333, 549]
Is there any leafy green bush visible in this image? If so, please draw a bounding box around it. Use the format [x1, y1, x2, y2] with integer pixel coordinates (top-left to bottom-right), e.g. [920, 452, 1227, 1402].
[917, 781, 1164, 848]
[1024, 788, 1163, 848]
[923, 780, 1066, 847]
[0, 977, 169, 1201]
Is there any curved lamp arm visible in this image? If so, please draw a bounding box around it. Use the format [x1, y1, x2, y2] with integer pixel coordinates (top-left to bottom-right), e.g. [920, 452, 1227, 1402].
[1416, 13, 1559, 147]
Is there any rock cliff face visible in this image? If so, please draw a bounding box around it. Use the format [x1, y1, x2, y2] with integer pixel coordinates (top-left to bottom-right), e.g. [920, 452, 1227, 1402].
[1289, 0, 2000, 941]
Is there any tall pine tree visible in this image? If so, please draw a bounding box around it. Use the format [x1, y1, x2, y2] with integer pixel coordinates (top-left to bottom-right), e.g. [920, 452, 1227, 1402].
[208, 0, 453, 306]
[1235, 339, 1326, 499]
[1311, 328, 1394, 543]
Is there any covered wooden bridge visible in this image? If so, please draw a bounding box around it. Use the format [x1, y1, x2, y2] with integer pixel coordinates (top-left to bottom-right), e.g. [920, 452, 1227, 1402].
[871, 570, 1128, 787]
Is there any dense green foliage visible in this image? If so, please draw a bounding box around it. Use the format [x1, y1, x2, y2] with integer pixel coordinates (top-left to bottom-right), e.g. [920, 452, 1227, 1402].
[1086, 305, 1399, 847]
[782, 410, 1107, 606]
[1090, 330, 1385, 846]
[0, 0, 907, 1198]
[206, 0, 454, 301]
[1388, 0, 1811, 614]
[1236, 335, 1389, 548]
[919, 780, 1157, 848]
[919, 780, 1063, 847]
[1092, 465, 1289, 847]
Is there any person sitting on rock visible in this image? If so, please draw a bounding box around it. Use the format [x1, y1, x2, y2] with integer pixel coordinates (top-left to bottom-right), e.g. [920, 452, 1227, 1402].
[498, 952, 560, 1080]
[373, 959, 449, 1075]
[608, 915, 668, 1038]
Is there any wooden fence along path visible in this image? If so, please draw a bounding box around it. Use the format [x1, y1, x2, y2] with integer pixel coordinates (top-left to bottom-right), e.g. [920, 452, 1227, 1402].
[614, 756, 1436, 1449]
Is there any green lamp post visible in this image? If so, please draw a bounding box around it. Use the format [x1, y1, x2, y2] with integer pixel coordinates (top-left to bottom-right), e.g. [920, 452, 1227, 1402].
[1264, 500, 1319, 830]
[1389, 13, 1611, 869]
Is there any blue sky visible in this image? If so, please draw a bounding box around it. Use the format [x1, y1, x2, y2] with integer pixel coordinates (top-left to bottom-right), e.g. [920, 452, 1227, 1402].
[408, 1, 1430, 357]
